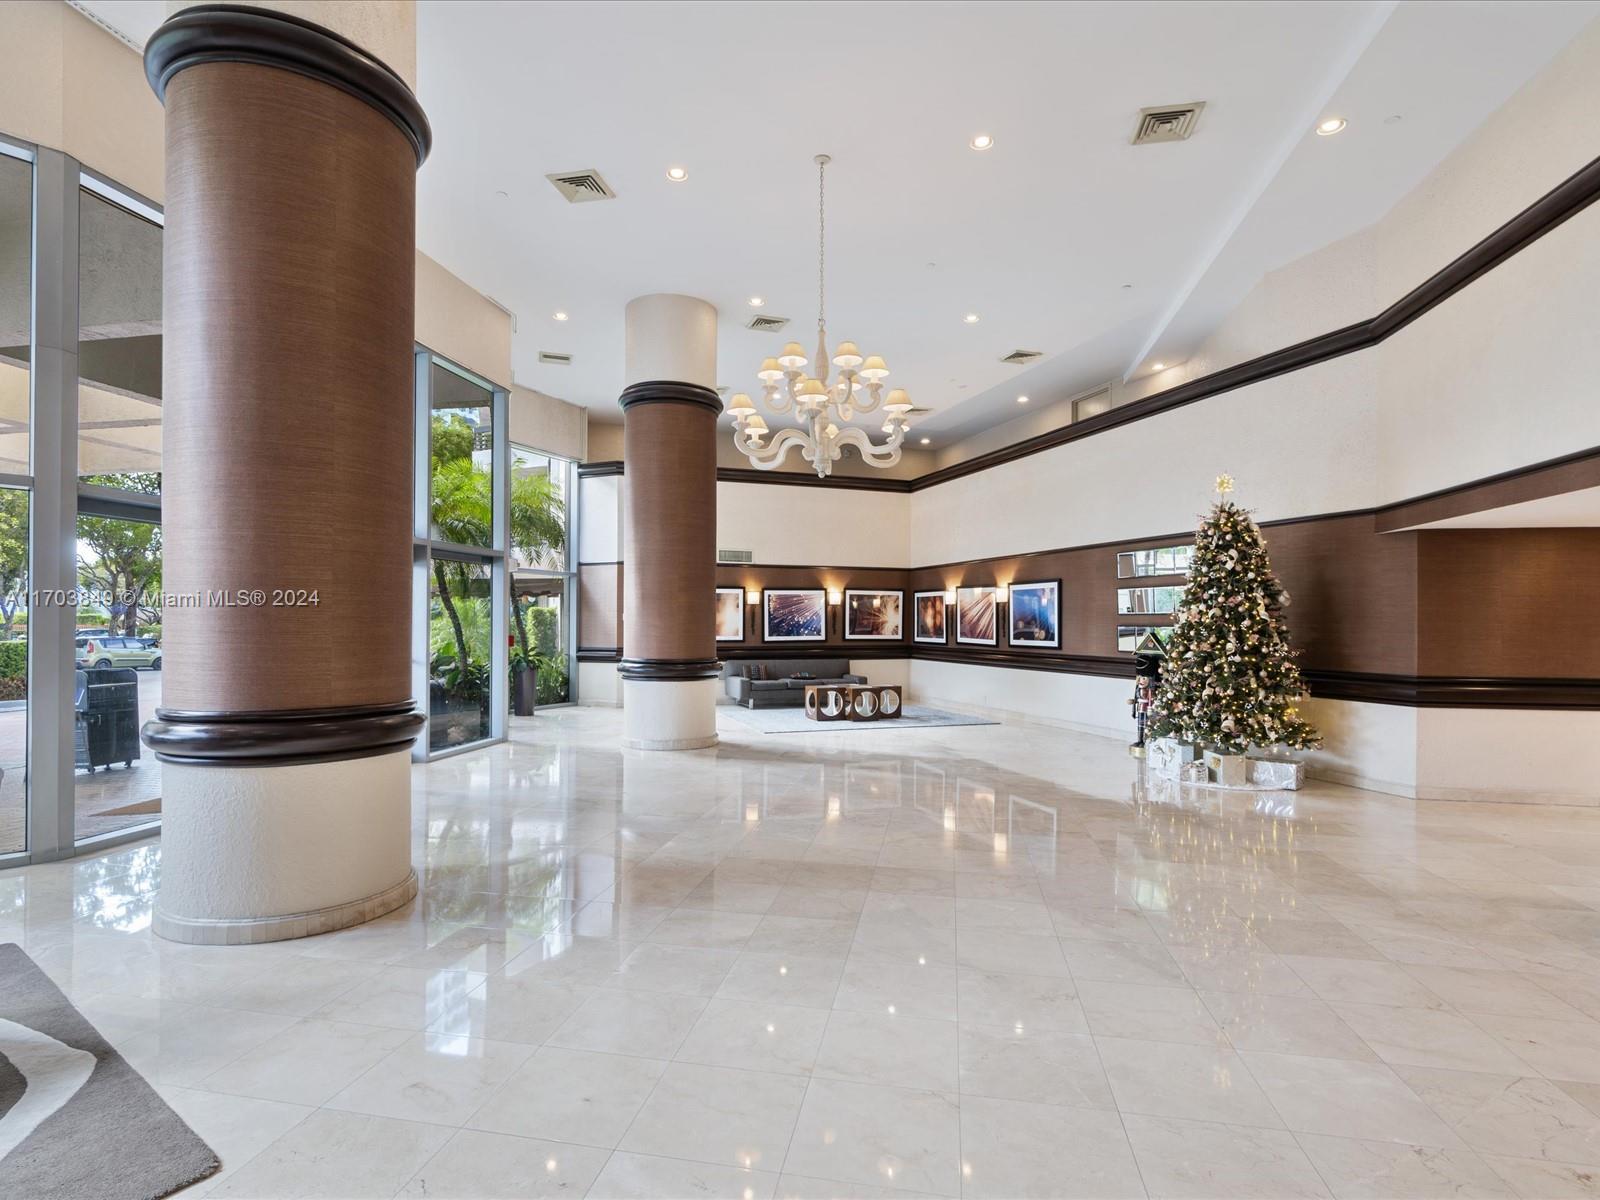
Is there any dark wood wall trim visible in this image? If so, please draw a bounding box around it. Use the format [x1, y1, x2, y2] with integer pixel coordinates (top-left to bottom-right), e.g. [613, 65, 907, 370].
[144, 3, 432, 164]
[910, 153, 1600, 492]
[1373, 444, 1600, 532]
[592, 153, 1600, 496]
[716, 466, 916, 493]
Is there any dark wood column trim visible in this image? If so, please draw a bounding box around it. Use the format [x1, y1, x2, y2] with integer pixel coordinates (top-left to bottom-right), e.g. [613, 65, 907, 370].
[618, 657, 723, 681]
[144, 3, 432, 165]
[144, 703, 425, 766]
[619, 381, 723, 414]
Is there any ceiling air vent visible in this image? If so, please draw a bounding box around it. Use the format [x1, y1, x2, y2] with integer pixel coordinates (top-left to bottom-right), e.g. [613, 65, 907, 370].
[746, 314, 791, 333]
[718, 548, 755, 564]
[1131, 102, 1206, 145]
[545, 170, 616, 203]
[1000, 349, 1044, 365]
[538, 351, 572, 366]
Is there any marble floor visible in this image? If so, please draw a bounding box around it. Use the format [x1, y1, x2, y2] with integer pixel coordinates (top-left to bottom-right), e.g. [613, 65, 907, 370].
[4, 705, 1600, 1199]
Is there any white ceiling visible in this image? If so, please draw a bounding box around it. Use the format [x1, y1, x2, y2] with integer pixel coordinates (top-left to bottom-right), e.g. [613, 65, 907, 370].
[77, 0, 1600, 446]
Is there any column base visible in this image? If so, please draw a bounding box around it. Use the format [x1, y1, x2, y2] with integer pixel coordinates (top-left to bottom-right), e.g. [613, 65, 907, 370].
[154, 748, 414, 944]
[154, 869, 418, 945]
[623, 676, 718, 751]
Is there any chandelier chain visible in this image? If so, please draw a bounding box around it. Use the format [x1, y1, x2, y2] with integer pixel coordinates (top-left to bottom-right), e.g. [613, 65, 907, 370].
[817, 156, 826, 330]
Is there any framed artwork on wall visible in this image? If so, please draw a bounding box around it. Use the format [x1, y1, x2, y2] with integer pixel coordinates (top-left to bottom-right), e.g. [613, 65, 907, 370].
[764, 587, 827, 641]
[715, 587, 745, 641]
[956, 586, 998, 646]
[1008, 579, 1060, 647]
[913, 591, 948, 643]
[844, 589, 904, 640]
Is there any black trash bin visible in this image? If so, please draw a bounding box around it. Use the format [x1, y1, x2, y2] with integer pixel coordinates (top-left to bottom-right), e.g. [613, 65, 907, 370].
[75, 666, 141, 772]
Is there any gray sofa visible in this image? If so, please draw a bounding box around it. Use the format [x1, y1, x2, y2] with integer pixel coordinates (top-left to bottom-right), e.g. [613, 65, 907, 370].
[722, 658, 865, 708]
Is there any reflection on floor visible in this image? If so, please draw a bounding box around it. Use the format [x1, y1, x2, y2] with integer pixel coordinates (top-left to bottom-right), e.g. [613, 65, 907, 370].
[0, 672, 163, 854]
[3, 705, 1600, 1198]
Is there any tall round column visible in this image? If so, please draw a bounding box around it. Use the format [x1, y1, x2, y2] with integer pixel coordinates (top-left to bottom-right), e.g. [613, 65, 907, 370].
[620, 294, 720, 751]
[139, 5, 428, 943]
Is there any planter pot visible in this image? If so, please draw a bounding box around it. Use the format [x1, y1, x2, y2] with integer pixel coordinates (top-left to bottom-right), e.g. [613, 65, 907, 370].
[512, 665, 539, 717]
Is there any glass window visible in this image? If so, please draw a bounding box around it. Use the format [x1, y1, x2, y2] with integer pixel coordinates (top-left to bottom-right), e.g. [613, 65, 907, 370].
[509, 447, 569, 571]
[1117, 585, 1184, 615]
[0, 153, 30, 475]
[78, 188, 162, 484]
[429, 363, 494, 548]
[428, 557, 492, 751]
[1116, 545, 1193, 578]
[513, 575, 568, 704]
[0, 488, 27, 855]
[73, 511, 162, 842]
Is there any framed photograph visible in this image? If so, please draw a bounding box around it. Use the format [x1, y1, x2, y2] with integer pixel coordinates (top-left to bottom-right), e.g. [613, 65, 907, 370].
[714, 587, 744, 642]
[763, 587, 826, 641]
[1008, 579, 1060, 648]
[913, 591, 948, 643]
[844, 588, 904, 640]
[955, 586, 998, 646]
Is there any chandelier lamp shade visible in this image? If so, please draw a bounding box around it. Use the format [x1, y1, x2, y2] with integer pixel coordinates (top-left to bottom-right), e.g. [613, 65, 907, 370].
[729, 155, 915, 478]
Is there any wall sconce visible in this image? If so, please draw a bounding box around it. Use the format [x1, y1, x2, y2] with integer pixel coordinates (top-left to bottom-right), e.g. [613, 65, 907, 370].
[828, 591, 843, 606]
[996, 584, 1010, 604]
[748, 589, 762, 607]
[943, 588, 956, 604]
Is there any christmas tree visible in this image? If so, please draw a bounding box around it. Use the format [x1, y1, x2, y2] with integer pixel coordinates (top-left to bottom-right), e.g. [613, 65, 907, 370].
[1147, 475, 1320, 755]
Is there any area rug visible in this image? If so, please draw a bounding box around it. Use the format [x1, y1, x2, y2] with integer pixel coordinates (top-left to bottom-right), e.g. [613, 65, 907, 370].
[0, 943, 219, 1200]
[723, 704, 999, 734]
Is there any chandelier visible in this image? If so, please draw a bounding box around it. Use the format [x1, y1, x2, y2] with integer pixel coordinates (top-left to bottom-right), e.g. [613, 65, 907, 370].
[728, 154, 913, 478]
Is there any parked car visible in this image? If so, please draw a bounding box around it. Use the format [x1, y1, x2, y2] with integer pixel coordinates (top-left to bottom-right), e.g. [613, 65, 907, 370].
[75, 635, 161, 671]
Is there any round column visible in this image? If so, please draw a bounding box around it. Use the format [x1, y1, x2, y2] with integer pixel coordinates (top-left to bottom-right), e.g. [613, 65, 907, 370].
[620, 294, 720, 751]
[140, 5, 428, 943]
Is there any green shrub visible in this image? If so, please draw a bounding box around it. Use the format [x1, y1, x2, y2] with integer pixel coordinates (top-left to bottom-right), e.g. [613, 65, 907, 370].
[0, 640, 25, 681]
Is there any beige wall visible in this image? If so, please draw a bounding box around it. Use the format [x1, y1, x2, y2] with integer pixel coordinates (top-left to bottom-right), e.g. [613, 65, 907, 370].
[509, 384, 584, 462]
[414, 250, 512, 386]
[586, 418, 624, 463]
[0, 1, 165, 201]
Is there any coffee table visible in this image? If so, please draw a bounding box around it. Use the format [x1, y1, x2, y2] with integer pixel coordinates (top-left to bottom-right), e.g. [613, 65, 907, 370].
[804, 683, 903, 722]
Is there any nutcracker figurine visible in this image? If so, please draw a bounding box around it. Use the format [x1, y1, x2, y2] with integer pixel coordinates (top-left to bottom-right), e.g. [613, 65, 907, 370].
[1127, 631, 1167, 757]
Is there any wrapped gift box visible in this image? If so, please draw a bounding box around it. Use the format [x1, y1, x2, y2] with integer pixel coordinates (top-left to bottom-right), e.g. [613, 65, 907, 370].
[1248, 758, 1305, 790]
[1179, 760, 1208, 784]
[1147, 737, 1196, 780]
[1204, 751, 1249, 787]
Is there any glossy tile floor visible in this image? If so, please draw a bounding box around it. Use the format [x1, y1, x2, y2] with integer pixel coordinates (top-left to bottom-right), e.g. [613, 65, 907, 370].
[5, 705, 1600, 1199]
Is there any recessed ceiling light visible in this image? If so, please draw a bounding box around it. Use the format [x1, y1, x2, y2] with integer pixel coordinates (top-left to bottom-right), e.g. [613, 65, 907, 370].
[1315, 117, 1347, 136]
[553, 311, 569, 321]
[969, 134, 995, 151]
[666, 165, 689, 182]
[748, 296, 765, 307]
[1151, 361, 1166, 371]
[963, 313, 980, 324]
[920, 437, 931, 445]
[1016, 395, 1029, 404]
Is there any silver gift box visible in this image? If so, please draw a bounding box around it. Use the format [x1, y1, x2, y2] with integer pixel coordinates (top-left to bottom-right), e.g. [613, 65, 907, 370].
[1248, 758, 1305, 790]
[1204, 751, 1249, 787]
[1179, 760, 1209, 784]
[1147, 738, 1196, 780]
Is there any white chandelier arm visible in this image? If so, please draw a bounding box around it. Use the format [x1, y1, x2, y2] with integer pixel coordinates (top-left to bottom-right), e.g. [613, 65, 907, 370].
[762, 385, 793, 416]
[832, 424, 905, 469]
[732, 425, 818, 471]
